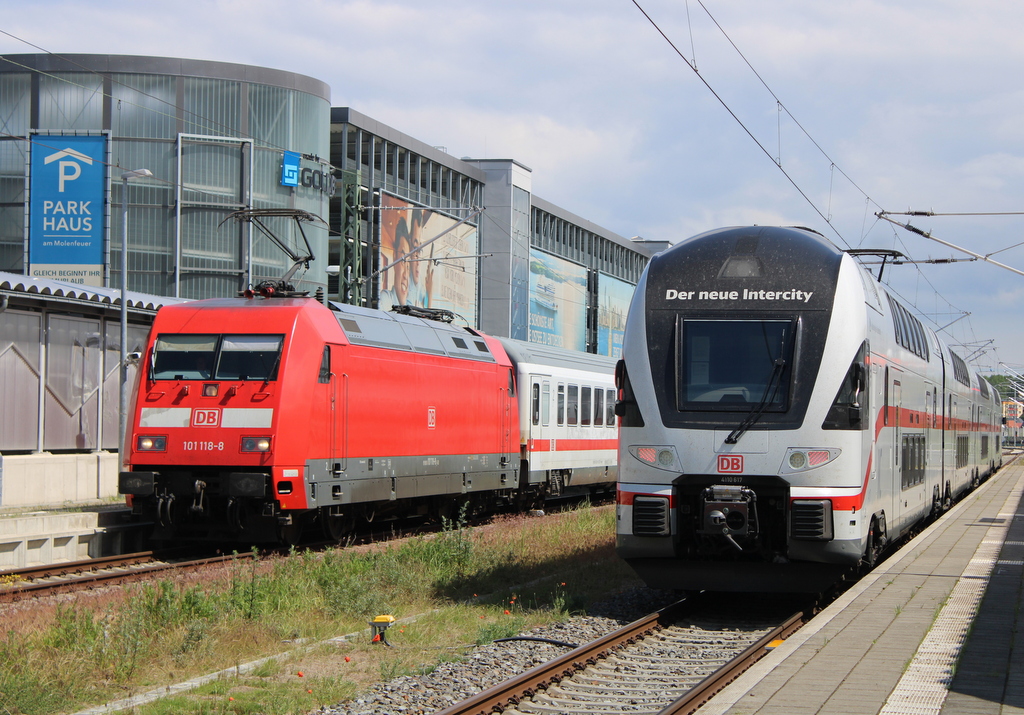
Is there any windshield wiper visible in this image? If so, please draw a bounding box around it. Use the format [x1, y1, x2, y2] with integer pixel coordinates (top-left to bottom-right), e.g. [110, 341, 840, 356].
[724, 358, 786, 445]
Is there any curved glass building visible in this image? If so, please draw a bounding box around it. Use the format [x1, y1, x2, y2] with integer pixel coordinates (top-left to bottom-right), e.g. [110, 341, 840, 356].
[0, 54, 332, 298]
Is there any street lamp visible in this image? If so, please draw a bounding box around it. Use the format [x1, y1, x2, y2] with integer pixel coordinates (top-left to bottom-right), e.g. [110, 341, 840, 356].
[119, 169, 153, 470]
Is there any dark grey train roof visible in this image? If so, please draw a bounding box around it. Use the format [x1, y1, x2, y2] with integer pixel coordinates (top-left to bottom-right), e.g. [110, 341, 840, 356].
[0, 271, 188, 313]
[327, 301, 498, 363]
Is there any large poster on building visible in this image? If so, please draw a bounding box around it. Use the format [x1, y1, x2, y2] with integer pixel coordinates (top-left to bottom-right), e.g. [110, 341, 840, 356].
[29, 134, 107, 286]
[597, 273, 634, 359]
[378, 194, 479, 325]
[529, 249, 587, 351]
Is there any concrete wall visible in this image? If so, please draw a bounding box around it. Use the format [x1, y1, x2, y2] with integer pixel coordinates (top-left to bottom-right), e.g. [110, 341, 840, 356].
[0, 452, 119, 508]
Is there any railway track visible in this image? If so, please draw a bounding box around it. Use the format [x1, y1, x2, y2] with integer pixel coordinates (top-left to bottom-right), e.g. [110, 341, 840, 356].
[0, 549, 253, 603]
[436, 594, 808, 715]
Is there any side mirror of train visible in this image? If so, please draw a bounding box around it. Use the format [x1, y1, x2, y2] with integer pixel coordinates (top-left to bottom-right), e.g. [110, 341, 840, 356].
[127, 351, 142, 365]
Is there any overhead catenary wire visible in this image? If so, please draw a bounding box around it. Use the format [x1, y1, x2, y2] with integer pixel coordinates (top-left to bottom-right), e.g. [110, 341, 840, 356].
[630, 1, 1008, 368]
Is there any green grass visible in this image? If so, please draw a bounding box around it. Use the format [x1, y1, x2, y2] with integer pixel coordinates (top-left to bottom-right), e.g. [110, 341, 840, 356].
[0, 503, 637, 715]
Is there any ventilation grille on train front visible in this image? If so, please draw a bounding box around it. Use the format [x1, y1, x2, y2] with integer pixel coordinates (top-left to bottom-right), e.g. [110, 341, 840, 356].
[632, 496, 670, 536]
[790, 500, 834, 541]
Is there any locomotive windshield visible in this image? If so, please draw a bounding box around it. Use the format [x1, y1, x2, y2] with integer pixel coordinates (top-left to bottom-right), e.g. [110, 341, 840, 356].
[152, 334, 284, 381]
[676, 318, 795, 412]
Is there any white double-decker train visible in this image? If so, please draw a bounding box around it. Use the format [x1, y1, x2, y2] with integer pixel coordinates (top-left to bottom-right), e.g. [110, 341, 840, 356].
[614, 226, 1003, 592]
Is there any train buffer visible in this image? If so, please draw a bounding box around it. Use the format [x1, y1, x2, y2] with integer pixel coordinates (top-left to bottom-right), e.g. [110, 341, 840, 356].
[369, 614, 395, 646]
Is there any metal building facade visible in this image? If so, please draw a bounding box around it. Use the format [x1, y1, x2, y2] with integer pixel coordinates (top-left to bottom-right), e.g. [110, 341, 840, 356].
[0, 54, 332, 300]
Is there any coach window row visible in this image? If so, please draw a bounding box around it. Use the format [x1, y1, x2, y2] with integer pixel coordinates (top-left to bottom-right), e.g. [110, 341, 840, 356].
[531, 381, 616, 428]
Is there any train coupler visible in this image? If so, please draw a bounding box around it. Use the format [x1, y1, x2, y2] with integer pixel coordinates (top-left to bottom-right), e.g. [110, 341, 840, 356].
[699, 484, 758, 552]
[369, 614, 395, 646]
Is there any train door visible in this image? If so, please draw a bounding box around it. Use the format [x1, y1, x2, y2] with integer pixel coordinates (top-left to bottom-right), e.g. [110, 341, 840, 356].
[891, 373, 904, 529]
[527, 374, 552, 482]
[501, 368, 514, 468]
[319, 344, 345, 471]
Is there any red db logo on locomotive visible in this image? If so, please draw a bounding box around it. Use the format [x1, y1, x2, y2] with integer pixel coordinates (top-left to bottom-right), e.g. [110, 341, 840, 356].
[192, 409, 221, 427]
[717, 455, 743, 473]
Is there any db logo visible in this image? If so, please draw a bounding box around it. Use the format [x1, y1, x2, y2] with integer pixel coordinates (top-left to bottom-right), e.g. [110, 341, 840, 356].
[427, 407, 436, 430]
[192, 409, 220, 427]
[718, 455, 744, 473]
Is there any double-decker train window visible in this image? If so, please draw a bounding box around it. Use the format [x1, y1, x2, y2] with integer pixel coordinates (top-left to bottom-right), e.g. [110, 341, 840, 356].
[675, 318, 795, 412]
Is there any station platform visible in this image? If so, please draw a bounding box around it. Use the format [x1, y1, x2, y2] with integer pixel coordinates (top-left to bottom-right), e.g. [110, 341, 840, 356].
[0, 501, 141, 568]
[702, 454, 1024, 715]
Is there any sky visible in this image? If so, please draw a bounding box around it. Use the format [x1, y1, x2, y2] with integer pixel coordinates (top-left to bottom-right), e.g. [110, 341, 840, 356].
[3, 0, 1024, 375]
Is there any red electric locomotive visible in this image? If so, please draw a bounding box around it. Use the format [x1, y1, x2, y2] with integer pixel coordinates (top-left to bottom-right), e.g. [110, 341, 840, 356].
[119, 296, 522, 543]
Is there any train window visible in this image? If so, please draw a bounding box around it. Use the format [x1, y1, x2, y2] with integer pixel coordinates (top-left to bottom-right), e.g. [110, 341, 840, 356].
[152, 334, 218, 380]
[675, 318, 794, 412]
[532, 383, 541, 426]
[557, 384, 565, 425]
[581, 387, 592, 426]
[822, 342, 868, 430]
[606, 389, 616, 426]
[541, 381, 551, 426]
[594, 389, 604, 426]
[318, 346, 331, 383]
[567, 385, 579, 425]
[216, 335, 284, 381]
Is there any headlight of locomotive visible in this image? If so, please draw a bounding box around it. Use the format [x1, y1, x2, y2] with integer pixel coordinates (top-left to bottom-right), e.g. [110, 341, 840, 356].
[136, 435, 167, 451]
[781, 448, 841, 473]
[241, 437, 272, 453]
[629, 445, 680, 472]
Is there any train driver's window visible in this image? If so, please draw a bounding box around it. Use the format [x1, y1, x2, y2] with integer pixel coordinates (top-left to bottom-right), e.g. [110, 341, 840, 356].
[541, 381, 551, 426]
[152, 334, 217, 380]
[318, 346, 331, 384]
[557, 384, 565, 425]
[217, 335, 284, 381]
[567, 385, 579, 425]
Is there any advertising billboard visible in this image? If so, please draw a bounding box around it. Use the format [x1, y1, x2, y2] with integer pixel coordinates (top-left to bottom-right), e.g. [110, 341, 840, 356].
[597, 272, 635, 358]
[29, 134, 108, 286]
[528, 249, 588, 352]
[378, 193, 479, 325]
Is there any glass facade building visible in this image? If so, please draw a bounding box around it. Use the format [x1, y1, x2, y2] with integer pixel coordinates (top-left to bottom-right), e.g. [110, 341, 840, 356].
[329, 111, 660, 355]
[0, 55, 332, 299]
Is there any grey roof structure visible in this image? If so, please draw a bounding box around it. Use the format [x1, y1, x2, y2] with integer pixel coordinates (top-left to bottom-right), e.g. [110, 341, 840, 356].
[0, 271, 188, 313]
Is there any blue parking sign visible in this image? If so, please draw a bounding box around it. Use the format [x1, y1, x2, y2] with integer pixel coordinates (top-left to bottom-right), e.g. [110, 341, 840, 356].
[29, 134, 107, 285]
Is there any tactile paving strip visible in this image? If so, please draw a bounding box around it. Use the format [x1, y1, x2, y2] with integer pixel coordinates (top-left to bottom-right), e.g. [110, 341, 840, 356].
[877, 484, 1024, 715]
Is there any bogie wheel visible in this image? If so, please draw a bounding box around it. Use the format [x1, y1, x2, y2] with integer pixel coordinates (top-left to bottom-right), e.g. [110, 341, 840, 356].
[278, 521, 303, 547]
[862, 517, 883, 571]
[322, 511, 355, 543]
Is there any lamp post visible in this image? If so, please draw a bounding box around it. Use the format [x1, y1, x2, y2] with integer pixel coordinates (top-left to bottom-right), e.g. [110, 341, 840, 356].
[119, 169, 153, 470]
